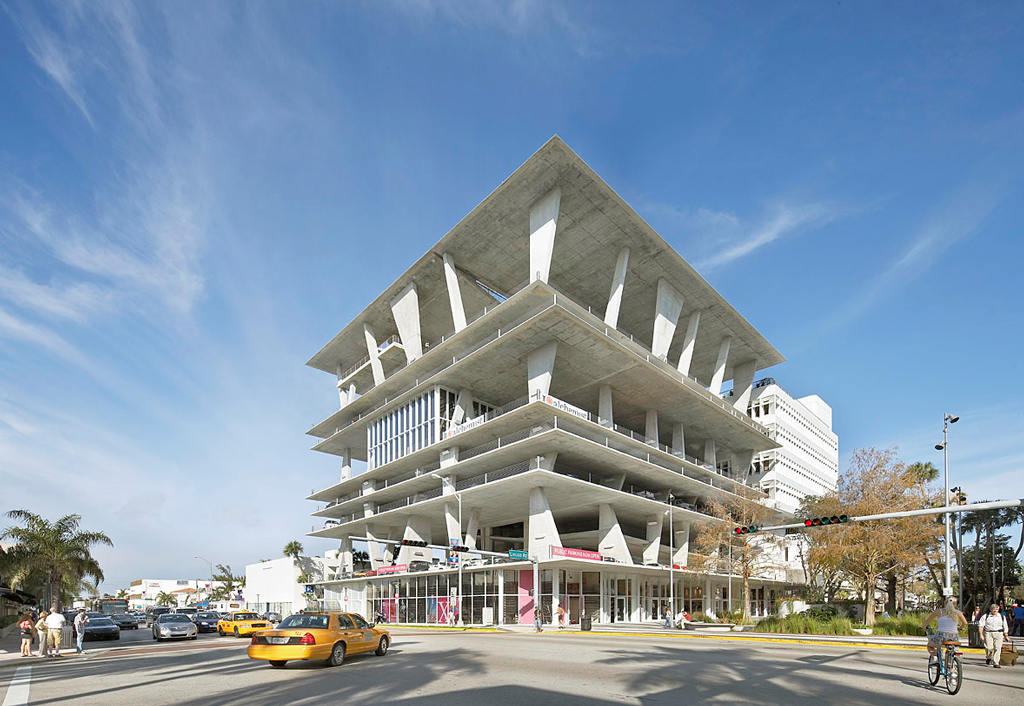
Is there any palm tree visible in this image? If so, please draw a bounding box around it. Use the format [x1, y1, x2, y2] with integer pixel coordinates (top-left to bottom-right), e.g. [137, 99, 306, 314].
[115, 588, 128, 600]
[1, 510, 112, 610]
[283, 541, 304, 560]
[155, 591, 178, 608]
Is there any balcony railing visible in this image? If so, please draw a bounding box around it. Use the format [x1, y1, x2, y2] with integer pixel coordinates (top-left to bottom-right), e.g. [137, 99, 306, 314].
[337, 334, 402, 383]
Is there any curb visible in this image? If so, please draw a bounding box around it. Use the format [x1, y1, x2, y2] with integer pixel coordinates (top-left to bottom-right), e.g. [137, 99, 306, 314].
[547, 629, 987, 653]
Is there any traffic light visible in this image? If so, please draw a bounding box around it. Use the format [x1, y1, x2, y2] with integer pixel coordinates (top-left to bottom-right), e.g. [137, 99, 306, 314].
[733, 526, 759, 535]
[950, 487, 967, 506]
[802, 514, 849, 527]
[400, 539, 428, 547]
[449, 544, 469, 553]
[957, 492, 967, 506]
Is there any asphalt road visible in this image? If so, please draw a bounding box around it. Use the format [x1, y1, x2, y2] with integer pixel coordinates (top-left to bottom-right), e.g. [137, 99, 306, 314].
[2, 629, 1022, 705]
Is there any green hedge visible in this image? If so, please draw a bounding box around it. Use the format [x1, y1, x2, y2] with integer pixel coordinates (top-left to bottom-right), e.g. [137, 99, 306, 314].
[754, 613, 857, 635]
[873, 611, 967, 636]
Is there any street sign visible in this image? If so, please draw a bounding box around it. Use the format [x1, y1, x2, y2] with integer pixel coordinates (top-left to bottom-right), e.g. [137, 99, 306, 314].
[304, 585, 315, 595]
[508, 549, 529, 560]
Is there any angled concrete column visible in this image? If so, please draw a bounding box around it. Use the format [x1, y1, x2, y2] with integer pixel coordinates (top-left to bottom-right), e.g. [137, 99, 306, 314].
[530, 187, 561, 283]
[730, 449, 755, 484]
[366, 526, 385, 570]
[600, 473, 626, 491]
[645, 409, 660, 447]
[643, 514, 664, 564]
[709, 336, 731, 395]
[452, 388, 474, 425]
[703, 439, 717, 469]
[731, 359, 757, 412]
[335, 365, 348, 408]
[652, 279, 685, 361]
[673, 521, 691, 567]
[598, 504, 633, 564]
[390, 282, 423, 364]
[603, 247, 630, 329]
[396, 515, 432, 565]
[671, 423, 685, 458]
[439, 447, 459, 468]
[527, 486, 562, 559]
[338, 537, 354, 573]
[599, 385, 614, 427]
[361, 478, 375, 496]
[444, 502, 461, 545]
[676, 311, 701, 376]
[464, 508, 481, 550]
[527, 341, 558, 398]
[442, 252, 468, 332]
[340, 448, 352, 481]
[383, 528, 397, 564]
[363, 323, 385, 386]
[536, 453, 558, 471]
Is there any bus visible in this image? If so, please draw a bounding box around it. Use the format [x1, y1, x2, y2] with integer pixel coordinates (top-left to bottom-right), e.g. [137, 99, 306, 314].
[93, 598, 129, 616]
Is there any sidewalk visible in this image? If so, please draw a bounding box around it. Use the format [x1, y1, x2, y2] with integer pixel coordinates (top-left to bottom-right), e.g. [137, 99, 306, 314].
[0, 628, 83, 669]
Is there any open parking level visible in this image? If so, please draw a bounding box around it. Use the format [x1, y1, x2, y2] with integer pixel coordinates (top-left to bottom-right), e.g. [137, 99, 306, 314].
[2, 628, 1021, 705]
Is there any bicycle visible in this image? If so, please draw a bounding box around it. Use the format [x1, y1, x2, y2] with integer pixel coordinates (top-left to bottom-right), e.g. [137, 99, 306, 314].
[925, 628, 964, 695]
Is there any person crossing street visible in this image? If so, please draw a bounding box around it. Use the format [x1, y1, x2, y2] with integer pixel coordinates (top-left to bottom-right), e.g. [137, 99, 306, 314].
[980, 603, 1009, 668]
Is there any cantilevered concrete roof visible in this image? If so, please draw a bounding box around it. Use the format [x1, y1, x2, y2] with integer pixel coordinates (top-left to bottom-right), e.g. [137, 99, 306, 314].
[307, 136, 784, 386]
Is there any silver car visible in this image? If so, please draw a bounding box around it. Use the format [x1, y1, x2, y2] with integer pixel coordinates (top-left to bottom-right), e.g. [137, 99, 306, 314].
[152, 613, 198, 641]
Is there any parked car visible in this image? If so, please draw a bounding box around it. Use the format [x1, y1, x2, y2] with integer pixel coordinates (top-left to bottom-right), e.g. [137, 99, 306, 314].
[194, 611, 221, 633]
[111, 613, 139, 630]
[152, 613, 198, 641]
[262, 612, 283, 624]
[409, 561, 431, 572]
[83, 616, 120, 641]
[146, 607, 172, 626]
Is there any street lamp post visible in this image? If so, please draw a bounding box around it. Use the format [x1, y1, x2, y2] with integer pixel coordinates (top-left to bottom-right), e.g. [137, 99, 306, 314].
[431, 473, 464, 627]
[664, 504, 674, 622]
[934, 413, 959, 597]
[194, 556, 214, 606]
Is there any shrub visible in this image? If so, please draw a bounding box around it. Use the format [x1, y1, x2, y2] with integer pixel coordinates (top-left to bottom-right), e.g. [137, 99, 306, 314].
[753, 613, 856, 635]
[689, 612, 719, 623]
[805, 604, 840, 621]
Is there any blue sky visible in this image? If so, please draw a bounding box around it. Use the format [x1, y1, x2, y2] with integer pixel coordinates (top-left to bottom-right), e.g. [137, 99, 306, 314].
[0, 1, 1021, 591]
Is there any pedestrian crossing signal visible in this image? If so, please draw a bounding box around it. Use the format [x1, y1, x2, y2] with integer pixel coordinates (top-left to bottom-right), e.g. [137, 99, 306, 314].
[803, 515, 849, 527]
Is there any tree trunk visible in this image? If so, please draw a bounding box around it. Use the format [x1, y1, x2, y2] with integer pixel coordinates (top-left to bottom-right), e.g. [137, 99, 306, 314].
[885, 572, 897, 614]
[863, 573, 876, 626]
[742, 571, 751, 622]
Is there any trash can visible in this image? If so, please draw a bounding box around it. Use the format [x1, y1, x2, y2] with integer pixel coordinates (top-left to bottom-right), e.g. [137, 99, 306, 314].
[968, 623, 982, 649]
[580, 617, 592, 631]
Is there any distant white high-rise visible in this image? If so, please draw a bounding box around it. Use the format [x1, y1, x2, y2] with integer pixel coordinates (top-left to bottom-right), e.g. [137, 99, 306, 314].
[742, 379, 839, 515]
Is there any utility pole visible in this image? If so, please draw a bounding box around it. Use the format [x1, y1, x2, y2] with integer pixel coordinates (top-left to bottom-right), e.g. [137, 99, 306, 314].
[934, 413, 958, 597]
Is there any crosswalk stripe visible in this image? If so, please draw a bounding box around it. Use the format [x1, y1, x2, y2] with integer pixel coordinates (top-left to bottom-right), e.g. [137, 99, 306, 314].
[1, 666, 31, 706]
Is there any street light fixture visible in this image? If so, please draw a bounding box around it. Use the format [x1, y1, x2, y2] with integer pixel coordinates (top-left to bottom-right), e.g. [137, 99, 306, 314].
[431, 473, 464, 627]
[936, 413, 959, 597]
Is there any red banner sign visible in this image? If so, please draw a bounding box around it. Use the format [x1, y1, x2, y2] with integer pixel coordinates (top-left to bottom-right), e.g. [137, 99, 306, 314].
[377, 565, 407, 575]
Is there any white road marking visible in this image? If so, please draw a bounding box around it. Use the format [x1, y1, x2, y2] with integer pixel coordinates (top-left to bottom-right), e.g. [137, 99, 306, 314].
[1, 666, 31, 706]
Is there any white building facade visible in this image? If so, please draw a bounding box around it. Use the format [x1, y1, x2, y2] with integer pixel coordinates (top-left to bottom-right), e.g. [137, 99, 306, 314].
[245, 556, 329, 617]
[127, 579, 231, 609]
[304, 138, 819, 626]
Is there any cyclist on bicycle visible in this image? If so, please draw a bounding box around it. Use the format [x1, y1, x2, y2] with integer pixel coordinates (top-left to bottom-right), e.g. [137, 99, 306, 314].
[922, 597, 968, 664]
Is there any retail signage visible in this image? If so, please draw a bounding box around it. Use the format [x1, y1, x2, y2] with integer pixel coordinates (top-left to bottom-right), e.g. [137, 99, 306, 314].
[508, 550, 529, 560]
[445, 414, 487, 439]
[543, 395, 590, 421]
[377, 565, 407, 575]
[550, 546, 602, 561]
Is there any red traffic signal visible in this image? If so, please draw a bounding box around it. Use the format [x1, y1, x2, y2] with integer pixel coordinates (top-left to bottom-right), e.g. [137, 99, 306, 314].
[400, 539, 428, 547]
[733, 526, 759, 534]
[803, 515, 849, 527]
[449, 544, 469, 553]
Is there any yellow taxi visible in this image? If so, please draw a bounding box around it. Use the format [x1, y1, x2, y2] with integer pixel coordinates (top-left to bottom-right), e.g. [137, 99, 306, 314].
[217, 611, 273, 637]
[247, 612, 390, 668]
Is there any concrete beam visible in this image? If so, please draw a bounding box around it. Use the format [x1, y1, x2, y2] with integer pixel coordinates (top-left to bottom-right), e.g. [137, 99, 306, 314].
[709, 335, 731, 395]
[464, 508, 481, 550]
[703, 438, 717, 469]
[439, 447, 459, 469]
[444, 502, 461, 546]
[598, 503, 633, 564]
[645, 409, 660, 447]
[652, 278, 685, 361]
[598, 385, 614, 428]
[528, 487, 562, 558]
[643, 514, 664, 564]
[396, 515, 432, 565]
[366, 526, 385, 570]
[730, 449, 755, 484]
[527, 341, 558, 398]
[390, 282, 423, 364]
[362, 323, 385, 386]
[674, 522, 691, 567]
[529, 187, 561, 283]
[600, 473, 626, 491]
[442, 253, 468, 332]
[452, 388, 474, 426]
[338, 537, 354, 574]
[731, 359, 757, 412]
[676, 310, 701, 377]
[603, 247, 630, 329]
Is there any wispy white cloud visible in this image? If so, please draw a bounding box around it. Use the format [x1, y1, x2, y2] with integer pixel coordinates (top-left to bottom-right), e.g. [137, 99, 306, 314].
[17, 18, 94, 126]
[0, 304, 80, 360]
[0, 263, 112, 322]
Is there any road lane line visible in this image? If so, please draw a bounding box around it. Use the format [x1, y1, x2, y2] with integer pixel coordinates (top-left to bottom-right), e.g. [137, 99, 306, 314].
[1, 666, 30, 706]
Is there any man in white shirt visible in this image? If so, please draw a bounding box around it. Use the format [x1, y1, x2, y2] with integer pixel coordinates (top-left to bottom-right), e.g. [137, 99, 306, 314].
[980, 603, 1009, 668]
[73, 609, 89, 654]
[44, 609, 66, 657]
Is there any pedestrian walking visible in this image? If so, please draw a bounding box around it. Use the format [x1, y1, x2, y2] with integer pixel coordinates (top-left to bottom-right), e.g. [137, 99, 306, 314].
[534, 606, 543, 633]
[663, 607, 671, 629]
[34, 611, 49, 657]
[73, 608, 89, 654]
[1012, 602, 1024, 638]
[980, 603, 1009, 668]
[557, 604, 566, 629]
[44, 608, 66, 657]
[971, 606, 982, 623]
[18, 612, 33, 657]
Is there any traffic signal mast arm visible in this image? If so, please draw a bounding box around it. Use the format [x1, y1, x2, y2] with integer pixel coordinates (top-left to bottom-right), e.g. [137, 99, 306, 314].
[737, 497, 1023, 534]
